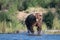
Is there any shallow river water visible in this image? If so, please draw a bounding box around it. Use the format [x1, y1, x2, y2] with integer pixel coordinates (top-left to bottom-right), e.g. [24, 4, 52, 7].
[0, 32, 60, 40]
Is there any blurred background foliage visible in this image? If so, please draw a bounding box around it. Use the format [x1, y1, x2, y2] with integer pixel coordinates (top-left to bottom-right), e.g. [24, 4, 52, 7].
[0, 0, 60, 33]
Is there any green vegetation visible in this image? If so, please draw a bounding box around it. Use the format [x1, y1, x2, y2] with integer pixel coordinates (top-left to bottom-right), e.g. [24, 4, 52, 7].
[43, 11, 54, 29]
[57, 9, 60, 20]
[0, 0, 60, 33]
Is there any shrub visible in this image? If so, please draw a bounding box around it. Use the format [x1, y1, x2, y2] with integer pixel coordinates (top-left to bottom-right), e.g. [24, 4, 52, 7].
[57, 9, 60, 20]
[43, 11, 54, 29]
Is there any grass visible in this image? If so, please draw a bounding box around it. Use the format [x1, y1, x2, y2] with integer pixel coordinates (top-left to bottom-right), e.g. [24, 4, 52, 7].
[0, 16, 60, 34]
[0, 7, 60, 34]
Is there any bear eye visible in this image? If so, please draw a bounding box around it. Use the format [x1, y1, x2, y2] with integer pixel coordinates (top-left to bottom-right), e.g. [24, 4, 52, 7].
[39, 15, 42, 16]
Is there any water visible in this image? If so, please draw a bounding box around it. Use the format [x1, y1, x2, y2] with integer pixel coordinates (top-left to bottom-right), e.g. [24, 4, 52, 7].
[0, 32, 60, 40]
